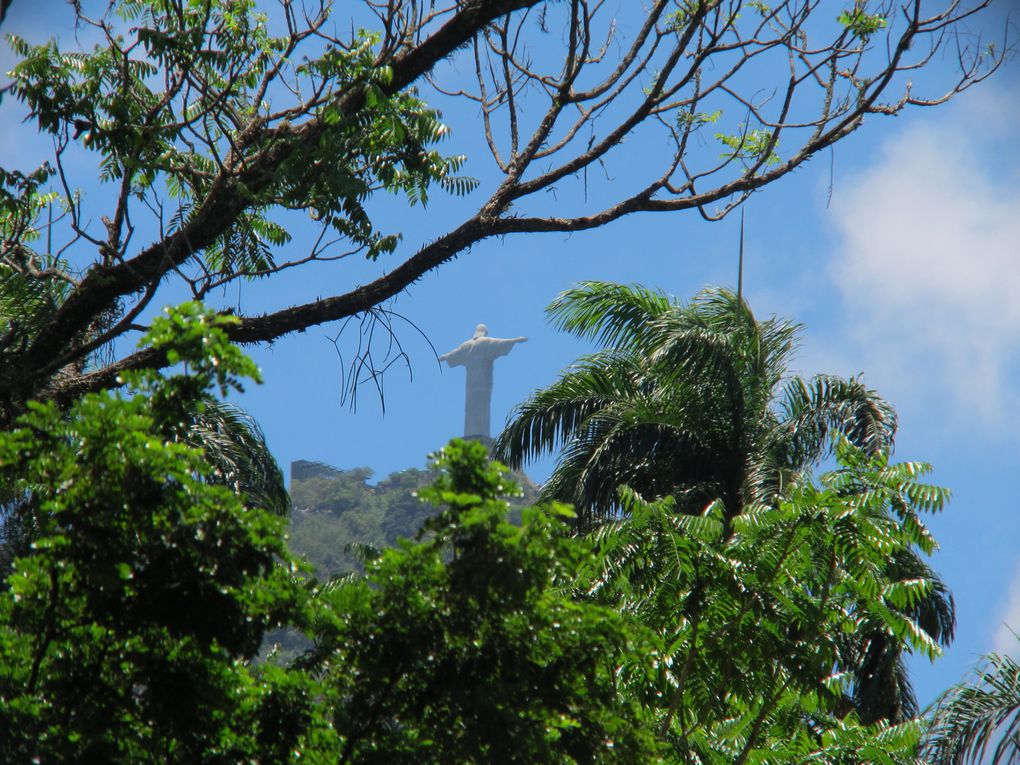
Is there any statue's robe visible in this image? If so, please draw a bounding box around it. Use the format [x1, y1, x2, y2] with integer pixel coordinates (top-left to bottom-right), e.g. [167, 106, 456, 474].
[441, 336, 522, 439]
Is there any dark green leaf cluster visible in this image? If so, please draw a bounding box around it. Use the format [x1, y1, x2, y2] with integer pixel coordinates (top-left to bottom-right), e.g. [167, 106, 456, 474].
[0, 305, 317, 763]
[0, 307, 664, 763]
[301, 439, 662, 765]
[583, 442, 951, 763]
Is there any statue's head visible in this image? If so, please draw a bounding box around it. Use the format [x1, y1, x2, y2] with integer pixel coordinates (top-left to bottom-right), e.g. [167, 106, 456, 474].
[473, 323, 489, 338]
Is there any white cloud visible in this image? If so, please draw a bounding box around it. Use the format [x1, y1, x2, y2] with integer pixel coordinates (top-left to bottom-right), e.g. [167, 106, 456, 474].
[993, 562, 1020, 657]
[826, 90, 1020, 431]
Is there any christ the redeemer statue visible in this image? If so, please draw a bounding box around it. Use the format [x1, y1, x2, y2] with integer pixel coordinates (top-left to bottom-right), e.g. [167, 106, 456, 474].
[440, 324, 527, 441]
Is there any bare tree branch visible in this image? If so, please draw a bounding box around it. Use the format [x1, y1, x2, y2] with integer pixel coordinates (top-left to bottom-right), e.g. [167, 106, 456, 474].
[0, 0, 1010, 417]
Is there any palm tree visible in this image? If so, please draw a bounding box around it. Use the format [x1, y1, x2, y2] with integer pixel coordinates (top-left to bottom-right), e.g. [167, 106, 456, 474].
[924, 643, 1020, 765]
[494, 282, 896, 527]
[493, 281, 952, 723]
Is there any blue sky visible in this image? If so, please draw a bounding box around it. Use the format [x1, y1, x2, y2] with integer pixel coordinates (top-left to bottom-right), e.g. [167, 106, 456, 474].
[2, 0, 1018, 706]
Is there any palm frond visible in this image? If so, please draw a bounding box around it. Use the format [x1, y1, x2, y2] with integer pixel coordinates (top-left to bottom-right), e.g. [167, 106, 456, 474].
[0, 260, 73, 356]
[492, 351, 640, 470]
[184, 399, 290, 516]
[886, 549, 955, 647]
[573, 418, 720, 527]
[924, 647, 1020, 765]
[546, 281, 673, 350]
[681, 287, 799, 387]
[776, 374, 897, 468]
[848, 629, 919, 723]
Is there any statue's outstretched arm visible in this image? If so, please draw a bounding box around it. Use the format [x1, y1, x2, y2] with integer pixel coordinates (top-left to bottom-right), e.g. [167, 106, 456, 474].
[484, 336, 527, 359]
[440, 346, 466, 365]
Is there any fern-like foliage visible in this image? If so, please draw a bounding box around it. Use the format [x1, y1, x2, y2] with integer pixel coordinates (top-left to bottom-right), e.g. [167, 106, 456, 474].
[584, 445, 952, 763]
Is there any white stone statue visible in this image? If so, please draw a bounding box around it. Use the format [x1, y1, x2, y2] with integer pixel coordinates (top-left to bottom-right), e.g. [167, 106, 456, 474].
[440, 324, 527, 440]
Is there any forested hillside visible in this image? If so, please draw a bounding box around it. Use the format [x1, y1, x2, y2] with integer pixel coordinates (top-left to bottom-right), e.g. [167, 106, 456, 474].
[286, 458, 540, 578]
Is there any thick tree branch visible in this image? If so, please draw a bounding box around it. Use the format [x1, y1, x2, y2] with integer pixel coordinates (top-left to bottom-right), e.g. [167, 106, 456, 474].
[5, 0, 543, 407]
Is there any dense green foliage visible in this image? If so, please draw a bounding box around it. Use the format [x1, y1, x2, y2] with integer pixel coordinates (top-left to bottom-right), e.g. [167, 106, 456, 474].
[584, 442, 949, 763]
[0, 305, 317, 762]
[0, 305, 659, 762]
[304, 439, 662, 764]
[495, 282, 955, 724]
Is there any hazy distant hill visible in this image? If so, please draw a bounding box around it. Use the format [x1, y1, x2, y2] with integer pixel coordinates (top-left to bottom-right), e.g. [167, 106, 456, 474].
[286, 458, 540, 579]
[287, 461, 437, 578]
[264, 456, 539, 659]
